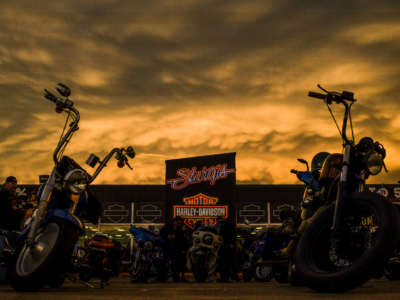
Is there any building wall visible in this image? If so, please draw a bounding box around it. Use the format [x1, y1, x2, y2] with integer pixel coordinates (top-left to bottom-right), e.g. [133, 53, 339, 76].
[19, 184, 400, 226]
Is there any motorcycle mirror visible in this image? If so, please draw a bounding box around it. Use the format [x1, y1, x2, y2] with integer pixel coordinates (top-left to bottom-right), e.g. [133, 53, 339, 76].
[126, 146, 136, 159]
[86, 154, 100, 168]
[56, 83, 71, 98]
[297, 158, 309, 171]
[117, 160, 125, 168]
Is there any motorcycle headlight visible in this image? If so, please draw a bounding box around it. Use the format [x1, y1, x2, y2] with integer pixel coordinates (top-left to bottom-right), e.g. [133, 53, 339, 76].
[203, 234, 213, 245]
[366, 152, 383, 175]
[64, 169, 88, 194]
[144, 241, 153, 250]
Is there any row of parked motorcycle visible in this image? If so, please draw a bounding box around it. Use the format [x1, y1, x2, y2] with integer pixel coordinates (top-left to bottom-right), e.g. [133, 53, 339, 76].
[1, 83, 400, 293]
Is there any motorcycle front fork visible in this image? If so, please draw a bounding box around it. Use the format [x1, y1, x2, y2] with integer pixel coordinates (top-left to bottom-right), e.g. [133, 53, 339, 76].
[331, 144, 351, 232]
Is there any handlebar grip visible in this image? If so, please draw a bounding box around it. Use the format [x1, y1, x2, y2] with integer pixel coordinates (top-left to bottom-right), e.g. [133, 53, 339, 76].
[308, 91, 326, 100]
[290, 169, 298, 174]
[44, 89, 58, 103]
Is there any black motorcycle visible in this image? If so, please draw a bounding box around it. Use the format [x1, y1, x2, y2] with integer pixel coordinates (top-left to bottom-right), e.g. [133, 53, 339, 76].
[383, 181, 400, 280]
[294, 85, 400, 292]
[8, 83, 135, 291]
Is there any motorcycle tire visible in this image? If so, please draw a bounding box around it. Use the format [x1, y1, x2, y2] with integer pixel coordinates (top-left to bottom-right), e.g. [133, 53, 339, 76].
[130, 260, 149, 283]
[288, 261, 302, 286]
[192, 256, 208, 283]
[242, 267, 253, 282]
[384, 262, 400, 280]
[254, 264, 273, 282]
[274, 265, 289, 283]
[47, 274, 65, 288]
[295, 192, 400, 293]
[8, 217, 79, 291]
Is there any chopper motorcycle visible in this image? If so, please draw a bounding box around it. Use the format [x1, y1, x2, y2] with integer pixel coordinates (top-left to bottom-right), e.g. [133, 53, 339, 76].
[7, 83, 136, 291]
[293, 85, 400, 292]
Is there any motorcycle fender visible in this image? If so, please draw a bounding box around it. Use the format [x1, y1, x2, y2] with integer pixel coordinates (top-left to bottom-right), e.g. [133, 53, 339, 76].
[45, 209, 84, 233]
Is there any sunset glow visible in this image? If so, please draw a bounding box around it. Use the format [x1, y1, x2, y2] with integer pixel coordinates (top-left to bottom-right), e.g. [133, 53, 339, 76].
[1, 0, 399, 185]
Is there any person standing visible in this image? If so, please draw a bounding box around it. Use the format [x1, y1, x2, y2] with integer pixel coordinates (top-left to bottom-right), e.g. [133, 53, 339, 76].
[0, 176, 26, 230]
[160, 217, 189, 282]
[216, 218, 240, 282]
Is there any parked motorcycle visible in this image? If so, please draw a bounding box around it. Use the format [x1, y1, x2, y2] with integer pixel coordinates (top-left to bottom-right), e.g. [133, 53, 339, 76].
[129, 226, 168, 283]
[236, 225, 257, 282]
[293, 85, 400, 292]
[383, 181, 400, 280]
[280, 152, 331, 285]
[187, 223, 223, 282]
[7, 83, 135, 291]
[74, 234, 123, 287]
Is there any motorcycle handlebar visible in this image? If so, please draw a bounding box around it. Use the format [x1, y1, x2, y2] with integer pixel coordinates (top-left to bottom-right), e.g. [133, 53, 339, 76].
[308, 90, 356, 104]
[44, 89, 75, 109]
[308, 91, 326, 100]
[44, 89, 59, 104]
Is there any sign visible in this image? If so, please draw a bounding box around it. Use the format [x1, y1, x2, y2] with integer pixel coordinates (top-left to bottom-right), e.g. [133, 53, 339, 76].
[237, 203, 267, 224]
[102, 202, 131, 223]
[368, 185, 400, 199]
[167, 164, 235, 190]
[135, 203, 164, 224]
[173, 193, 229, 228]
[166, 153, 236, 228]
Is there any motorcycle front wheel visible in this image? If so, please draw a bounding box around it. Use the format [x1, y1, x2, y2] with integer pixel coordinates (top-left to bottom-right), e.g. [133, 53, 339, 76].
[295, 192, 400, 293]
[384, 258, 400, 280]
[254, 264, 273, 282]
[8, 217, 79, 291]
[192, 255, 208, 283]
[130, 259, 149, 283]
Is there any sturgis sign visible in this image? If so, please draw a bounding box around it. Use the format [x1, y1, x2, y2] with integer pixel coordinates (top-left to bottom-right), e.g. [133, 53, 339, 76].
[166, 153, 236, 228]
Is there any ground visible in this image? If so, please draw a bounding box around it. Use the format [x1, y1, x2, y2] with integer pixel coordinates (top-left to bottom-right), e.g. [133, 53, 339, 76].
[1, 277, 400, 300]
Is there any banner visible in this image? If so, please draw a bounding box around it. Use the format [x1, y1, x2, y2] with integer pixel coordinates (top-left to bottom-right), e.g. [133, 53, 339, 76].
[166, 153, 236, 229]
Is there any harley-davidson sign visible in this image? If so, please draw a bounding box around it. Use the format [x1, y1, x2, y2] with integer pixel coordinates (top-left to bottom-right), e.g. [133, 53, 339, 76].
[173, 193, 229, 228]
[166, 153, 236, 226]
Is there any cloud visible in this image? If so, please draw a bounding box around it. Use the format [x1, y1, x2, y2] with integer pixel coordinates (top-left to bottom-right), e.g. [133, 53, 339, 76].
[0, 0, 400, 185]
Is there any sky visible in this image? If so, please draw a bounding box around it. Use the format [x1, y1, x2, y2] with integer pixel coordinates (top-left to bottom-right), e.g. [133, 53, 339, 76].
[1, 0, 400, 185]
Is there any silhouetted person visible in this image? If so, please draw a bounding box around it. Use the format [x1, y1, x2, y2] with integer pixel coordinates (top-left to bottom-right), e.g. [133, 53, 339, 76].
[0, 176, 26, 231]
[160, 217, 189, 282]
[216, 217, 239, 282]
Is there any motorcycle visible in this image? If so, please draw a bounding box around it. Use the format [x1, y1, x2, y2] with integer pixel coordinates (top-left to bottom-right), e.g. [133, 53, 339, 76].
[129, 226, 169, 283]
[74, 234, 123, 288]
[7, 83, 135, 291]
[383, 181, 400, 280]
[293, 85, 400, 292]
[236, 224, 257, 282]
[279, 153, 332, 285]
[240, 215, 294, 283]
[187, 223, 223, 283]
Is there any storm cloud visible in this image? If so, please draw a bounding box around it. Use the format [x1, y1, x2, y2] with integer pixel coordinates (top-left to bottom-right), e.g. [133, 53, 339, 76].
[1, 0, 400, 184]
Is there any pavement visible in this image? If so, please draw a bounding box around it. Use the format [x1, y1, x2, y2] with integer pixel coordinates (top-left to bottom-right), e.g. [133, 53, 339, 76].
[1, 277, 400, 300]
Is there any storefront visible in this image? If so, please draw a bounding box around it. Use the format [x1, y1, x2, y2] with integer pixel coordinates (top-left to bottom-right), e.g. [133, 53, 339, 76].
[17, 152, 400, 245]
